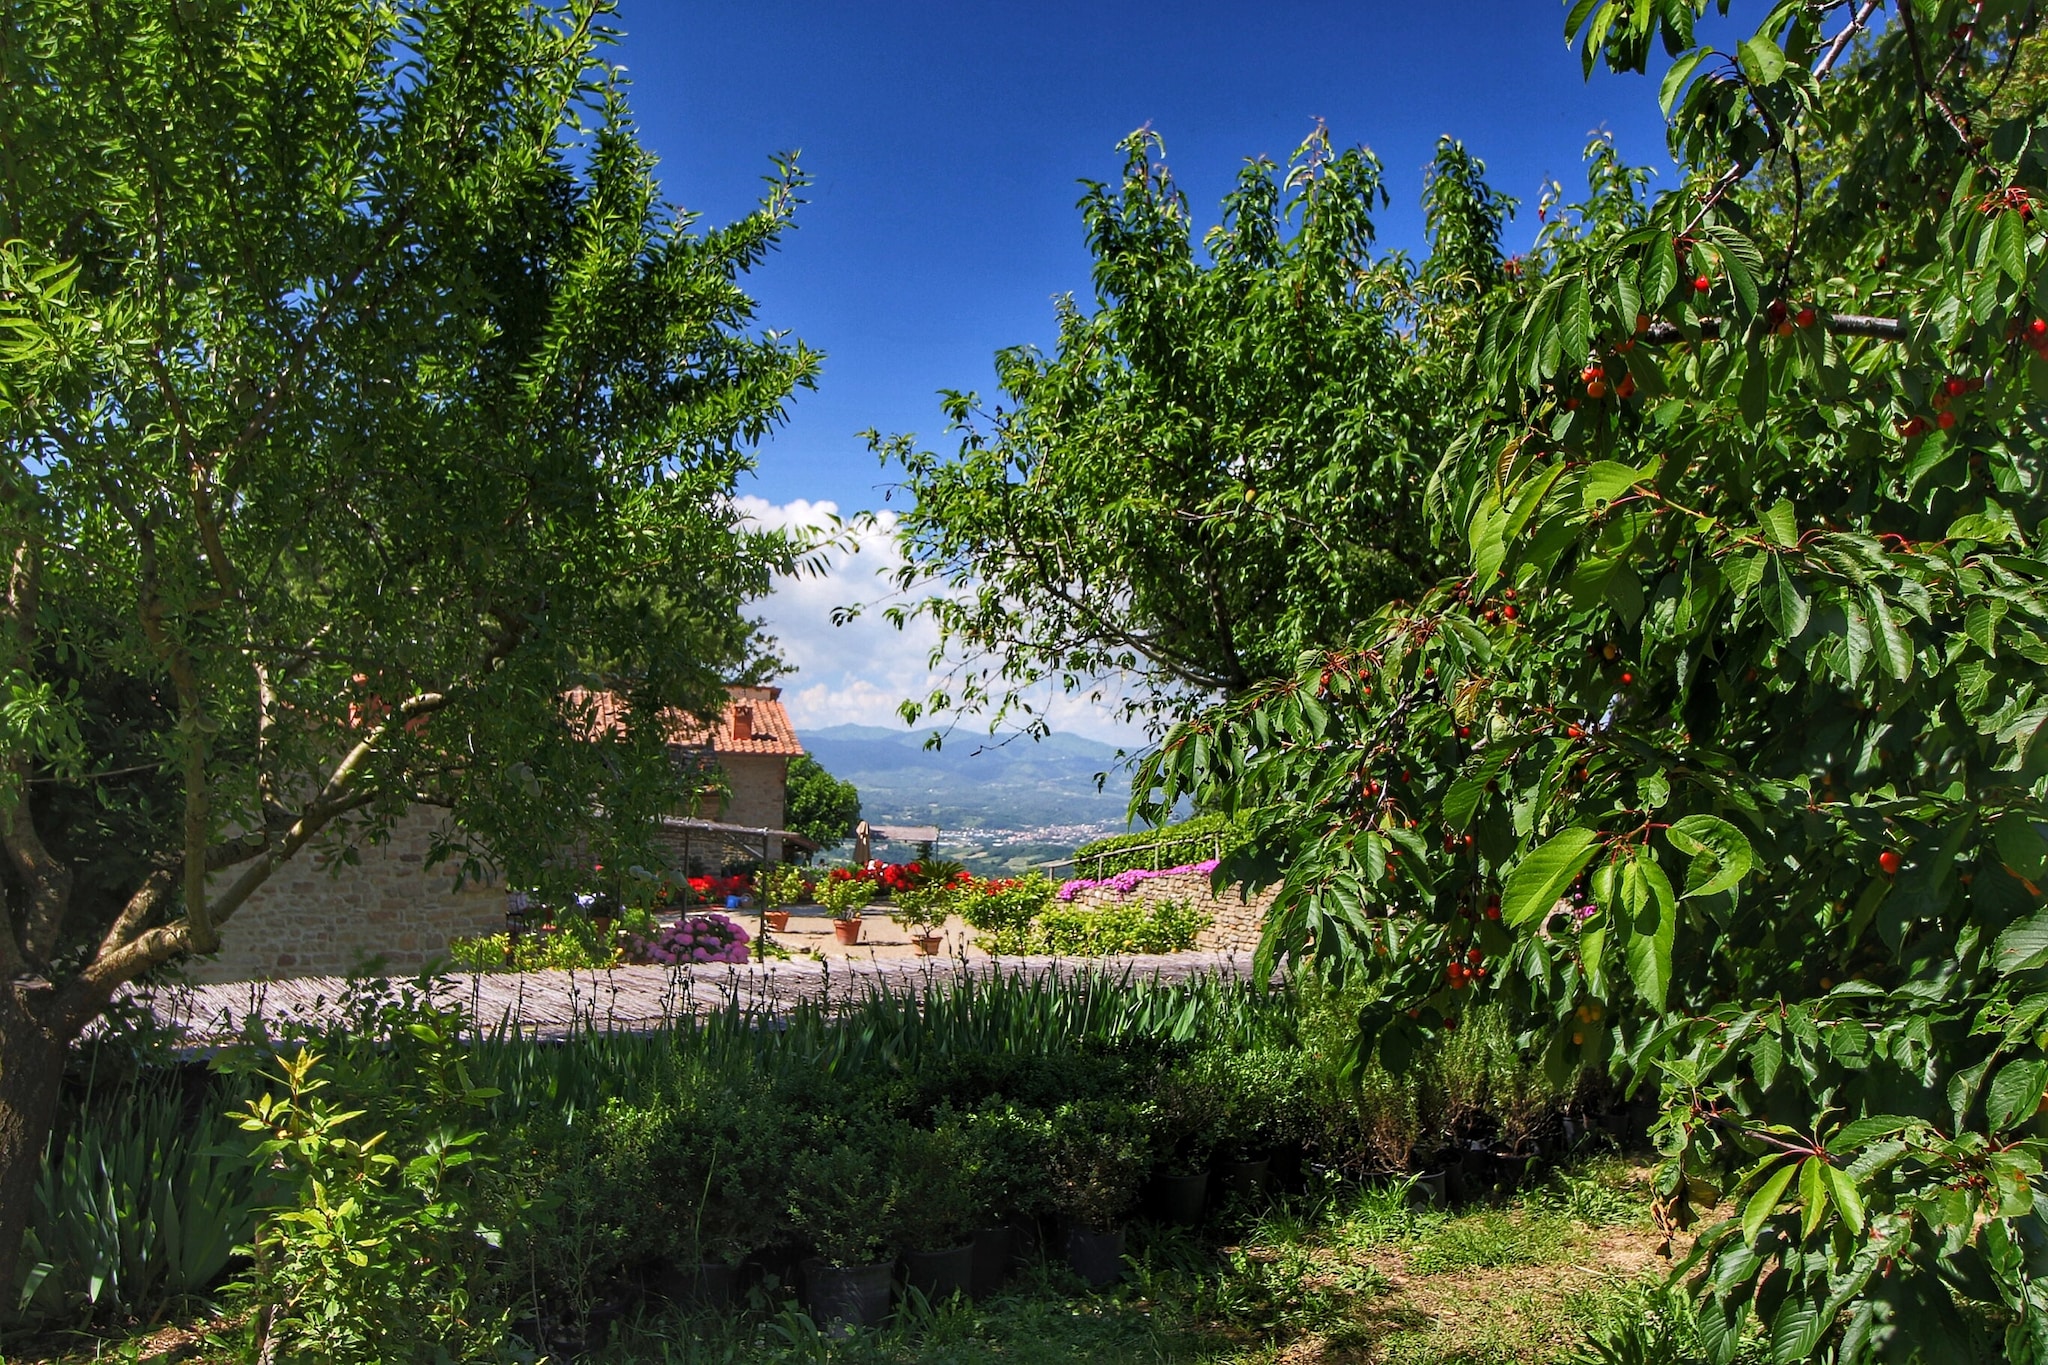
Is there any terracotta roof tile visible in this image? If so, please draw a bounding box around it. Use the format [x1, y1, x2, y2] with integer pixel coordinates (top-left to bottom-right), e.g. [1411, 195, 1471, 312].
[561, 685, 804, 757]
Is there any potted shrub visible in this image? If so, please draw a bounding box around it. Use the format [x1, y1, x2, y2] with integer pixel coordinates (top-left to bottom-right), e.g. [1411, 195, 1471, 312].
[816, 872, 876, 945]
[955, 1102, 1054, 1299]
[886, 1125, 979, 1305]
[1142, 1056, 1227, 1227]
[787, 1131, 905, 1330]
[652, 1088, 795, 1309]
[1045, 1100, 1148, 1288]
[761, 863, 810, 933]
[887, 883, 954, 956]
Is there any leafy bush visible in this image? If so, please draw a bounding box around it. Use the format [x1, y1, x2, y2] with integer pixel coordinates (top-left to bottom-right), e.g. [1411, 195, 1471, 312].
[786, 1121, 910, 1268]
[1071, 814, 1246, 880]
[955, 872, 1057, 933]
[814, 872, 878, 921]
[759, 862, 812, 908]
[231, 1046, 503, 1365]
[984, 899, 1209, 955]
[449, 911, 620, 973]
[1044, 1100, 1150, 1231]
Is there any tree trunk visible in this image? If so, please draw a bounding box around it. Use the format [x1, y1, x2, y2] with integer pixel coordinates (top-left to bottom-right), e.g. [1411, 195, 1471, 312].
[0, 985, 68, 1313]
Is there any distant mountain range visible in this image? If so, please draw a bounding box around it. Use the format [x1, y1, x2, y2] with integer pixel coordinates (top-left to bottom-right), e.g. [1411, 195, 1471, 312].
[799, 723, 1141, 834]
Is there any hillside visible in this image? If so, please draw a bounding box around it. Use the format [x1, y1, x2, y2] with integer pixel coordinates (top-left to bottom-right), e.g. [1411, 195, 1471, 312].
[800, 723, 1137, 830]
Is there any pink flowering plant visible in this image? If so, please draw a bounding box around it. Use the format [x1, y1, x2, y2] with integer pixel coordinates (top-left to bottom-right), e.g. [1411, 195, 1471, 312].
[631, 912, 752, 966]
[1057, 858, 1218, 902]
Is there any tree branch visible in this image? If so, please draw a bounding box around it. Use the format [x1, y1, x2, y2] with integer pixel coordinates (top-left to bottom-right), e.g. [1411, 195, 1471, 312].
[1641, 312, 1905, 344]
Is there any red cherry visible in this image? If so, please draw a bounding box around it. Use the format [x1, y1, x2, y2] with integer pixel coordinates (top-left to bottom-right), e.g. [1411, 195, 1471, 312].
[1457, 726, 1470, 738]
[2032, 319, 2047, 337]
[1945, 377, 1966, 396]
[1567, 724, 1584, 739]
[1693, 275, 1711, 293]
[1484, 904, 1501, 921]
[1619, 672, 1634, 685]
[1466, 947, 1482, 965]
[1937, 411, 1956, 430]
[1878, 849, 1902, 876]
[1503, 604, 1519, 620]
[1796, 307, 1816, 327]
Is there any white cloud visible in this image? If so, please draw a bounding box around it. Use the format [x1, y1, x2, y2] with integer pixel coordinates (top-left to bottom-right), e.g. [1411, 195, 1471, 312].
[735, 495, 1145, 747]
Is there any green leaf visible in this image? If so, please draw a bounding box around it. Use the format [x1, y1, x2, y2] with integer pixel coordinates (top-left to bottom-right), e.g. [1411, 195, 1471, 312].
[1986, 1058, 2048, 1132]
[1623, 853, 1677, 1011]
[1865, 589, 1912, 681]
[1660, 47, 1713, 116]
[1820, 1163, 1865, 1236]
[1581, 460, 1651, 509]
[1667, 815, 1753, 899]
[1761, 499, 1798, 549]
[1997, 818, 2048, 880]
[1737, 33, 1787, 86]
[1947, 506, 2019, 544]
[1469, 491, 1508, 590]
[1643, 231, 1678, 304]
[1742, 1159, 1798, 1246]
[1797, 1155, 1828, 1240]
[1759, 556, 1810, 639]
[1502, 827, 1601, 928]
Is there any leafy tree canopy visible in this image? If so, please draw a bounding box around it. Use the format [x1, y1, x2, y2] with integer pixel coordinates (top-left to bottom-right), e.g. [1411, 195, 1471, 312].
[0, 0, 815, 1289]
[871, 127, 1512, 736]
[1145, 1, 2048, 1357]
[784, 753, 861, 854]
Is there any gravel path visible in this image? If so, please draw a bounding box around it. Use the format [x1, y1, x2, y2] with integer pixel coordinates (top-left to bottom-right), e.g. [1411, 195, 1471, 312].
[128, 950, 1260, 1047]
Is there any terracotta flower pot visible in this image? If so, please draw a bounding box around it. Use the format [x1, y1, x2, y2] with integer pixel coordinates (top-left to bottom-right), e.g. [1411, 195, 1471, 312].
[833, 918, 864, 945]
[764, 910, 791, 932]
[913, 932, 944, 956]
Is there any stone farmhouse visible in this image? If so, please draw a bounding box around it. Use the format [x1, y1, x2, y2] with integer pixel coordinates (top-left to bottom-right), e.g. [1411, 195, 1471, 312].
[190, 685, 807, 984]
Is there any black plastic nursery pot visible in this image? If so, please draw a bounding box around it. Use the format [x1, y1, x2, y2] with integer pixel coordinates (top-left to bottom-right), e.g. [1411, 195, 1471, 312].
[657, 1259, 742, 1311]
[902, 1243, 974, 1305]
[969, 1226, 1014, 1299]
[803, 1259, 895, 1330]
[1409, 1170, 1448, 1207]
[1145, 1170, 1209, 1227]
[1218, 1154, 1270, 1203]
[1064, 1225, 1127, 1289]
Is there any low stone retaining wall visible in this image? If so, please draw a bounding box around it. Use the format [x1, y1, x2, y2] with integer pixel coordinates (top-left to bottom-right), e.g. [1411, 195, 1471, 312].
[1061, 872, 1275, 955]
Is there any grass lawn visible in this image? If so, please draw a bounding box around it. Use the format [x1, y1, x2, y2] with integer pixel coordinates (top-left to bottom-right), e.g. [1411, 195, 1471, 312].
[23, 1157, 1717, 1365]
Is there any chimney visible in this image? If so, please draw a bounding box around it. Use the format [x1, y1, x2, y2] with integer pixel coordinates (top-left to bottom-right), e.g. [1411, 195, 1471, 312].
[731, 704, 754, 743]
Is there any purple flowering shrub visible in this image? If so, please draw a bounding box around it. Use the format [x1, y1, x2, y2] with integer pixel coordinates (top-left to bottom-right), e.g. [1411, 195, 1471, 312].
[1057, 858, 1219, 902]
[631, 912, 752, 966]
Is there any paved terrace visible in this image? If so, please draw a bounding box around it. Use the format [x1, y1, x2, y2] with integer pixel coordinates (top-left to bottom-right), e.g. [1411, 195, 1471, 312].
[128, 950, 1260, 1048]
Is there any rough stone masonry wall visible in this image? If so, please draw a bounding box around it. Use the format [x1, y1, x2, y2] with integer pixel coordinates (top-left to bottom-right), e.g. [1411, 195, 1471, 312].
[189, 806, 506, 984]
[1063, 872, 1277, 955]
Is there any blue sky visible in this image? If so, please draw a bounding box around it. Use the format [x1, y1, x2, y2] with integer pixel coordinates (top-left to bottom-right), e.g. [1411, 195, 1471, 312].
[607, 1, 1715, 742]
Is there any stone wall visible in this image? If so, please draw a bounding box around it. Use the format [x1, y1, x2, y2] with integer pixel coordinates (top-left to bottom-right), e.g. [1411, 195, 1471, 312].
[189, 807, 506, 984]
[719, 755, 790, 858]
[1062, 872, 1276, 955]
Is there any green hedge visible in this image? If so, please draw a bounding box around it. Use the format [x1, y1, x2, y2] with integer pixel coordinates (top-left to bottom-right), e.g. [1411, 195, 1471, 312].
[981, 899, 1210, 956]
[1071, 813, 1247, 880]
